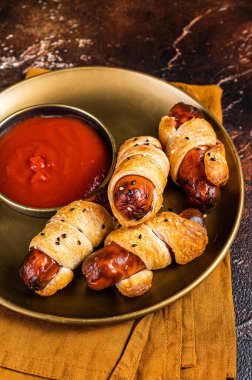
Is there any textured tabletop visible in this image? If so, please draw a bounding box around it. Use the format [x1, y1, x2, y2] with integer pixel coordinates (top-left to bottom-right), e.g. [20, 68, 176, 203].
[0, 1, 251, 378]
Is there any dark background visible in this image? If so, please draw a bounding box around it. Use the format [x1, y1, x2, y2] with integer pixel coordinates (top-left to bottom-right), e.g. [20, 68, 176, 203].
[0, 0, 251, 378]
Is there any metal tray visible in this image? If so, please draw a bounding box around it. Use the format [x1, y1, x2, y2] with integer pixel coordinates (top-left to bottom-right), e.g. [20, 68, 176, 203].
[0, 67, 244, 325]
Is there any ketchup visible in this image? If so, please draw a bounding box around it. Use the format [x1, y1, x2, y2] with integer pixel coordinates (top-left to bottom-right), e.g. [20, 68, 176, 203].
[0, 116, 111, 208]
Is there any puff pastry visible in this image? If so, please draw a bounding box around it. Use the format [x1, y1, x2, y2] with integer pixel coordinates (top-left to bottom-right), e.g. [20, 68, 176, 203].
[20, 198, 114, 296]
[108, 136, 170, 227]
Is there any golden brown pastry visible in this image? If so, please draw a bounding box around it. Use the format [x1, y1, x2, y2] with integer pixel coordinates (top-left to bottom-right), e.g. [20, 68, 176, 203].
[159, 102, 229, 210]
[108, 136, 170, 227]
[83, 208, 208, 297]
[20, 192, 114, 296]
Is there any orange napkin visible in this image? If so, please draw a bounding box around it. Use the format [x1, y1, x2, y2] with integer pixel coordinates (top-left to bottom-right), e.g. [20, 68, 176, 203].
[0, 71, 236, 380]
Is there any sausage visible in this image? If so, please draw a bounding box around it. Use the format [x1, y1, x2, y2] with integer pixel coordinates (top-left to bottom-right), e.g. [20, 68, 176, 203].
[169, 102, 204, 128]
[19, 248, 60, 291]
[84, 187, 112, 214]
[169, 102, 220, 210]
[179, 207, 205, 227]
[83, 208, 204, 291]
[178, 146, 221, 210]
[82, 241, 146, 290]
[113, 175, 154, 220]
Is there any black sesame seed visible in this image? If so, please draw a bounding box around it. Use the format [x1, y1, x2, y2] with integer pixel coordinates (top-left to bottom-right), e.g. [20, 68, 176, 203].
[207, 152, 211, 156]
[216, 141, 220, 145]
[133, 143, 139, 147]
[132, 244, 137, 247]
[61, 233, 67, 238]
[55, 241, 60, 245]
[126, 157, 130, 160]
[131, 180, 136, 185]
[145, 194, 149, 199]
[78, 228, 83, 233]
[70, 208, 75, 211]
[134, 137, 138, 141]
[145, 143, 150, 146]
[195, 147, 201, 150]
[146, 139, 149, 142]
[164, 219, 168, 222]
[40, 232, 45, 236]
[56, 237, 60, 241]
[185, 136, 189, 140]
[82, 208, 86, 212]
[210, 157, 217, 161]
[138, 234, 142, 239]
[102, 224, 105, 229]
[60, 219, 65, 222]
[77, 240, 81, 245]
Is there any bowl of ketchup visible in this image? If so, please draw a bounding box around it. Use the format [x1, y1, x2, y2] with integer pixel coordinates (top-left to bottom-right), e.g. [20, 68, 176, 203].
[0, 104, 116, 217]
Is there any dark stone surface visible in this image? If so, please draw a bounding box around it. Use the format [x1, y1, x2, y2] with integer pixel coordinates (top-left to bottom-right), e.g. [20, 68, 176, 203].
[0, 0, 251, 378]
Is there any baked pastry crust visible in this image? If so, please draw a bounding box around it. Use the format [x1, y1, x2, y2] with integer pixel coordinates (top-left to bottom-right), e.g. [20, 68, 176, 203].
[108, 136, 170, 227]
[51, 200, 113, 247]
[158, 116, 229, 186]
[147, 212, 208, 264]
[116, 269, 153, 297]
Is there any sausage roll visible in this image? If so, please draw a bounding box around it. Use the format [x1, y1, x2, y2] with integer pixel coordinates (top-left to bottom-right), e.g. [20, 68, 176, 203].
[159, 102, 229, 210]
[108, 136, 170, 227]
[83, 208, 208, 297]
[19, 192, 114, 296]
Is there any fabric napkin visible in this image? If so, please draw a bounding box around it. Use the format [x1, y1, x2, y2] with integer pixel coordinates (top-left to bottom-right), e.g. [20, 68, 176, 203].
[0, 70, 237, 380]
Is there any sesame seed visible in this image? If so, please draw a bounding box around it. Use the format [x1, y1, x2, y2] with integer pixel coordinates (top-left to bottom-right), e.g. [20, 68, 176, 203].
[55, 241, 60, 245]
[132, 244, 137, 247]
[138, 234, 142, 239]
[77, 240, 81, 245]
[102, 224, 105, 229]
[210, 157, 217, 161]
[185, 136, 189, 140]
[207, 152, 211, 156]
[78, 228, 83, 233]
[216, 141, 220, 145]
[56, 237, 60, 241]
[126, 157, 130, 160]
[60, 219, 65, 222]
[164, 219, 168, 222]
[82, 208, 86, 212]
[133, 143, 139, 147]
[145, 143, 150, 146]
[131, 180, 136, 185]
[61, 233, 67, 238]
[196, 147, 201, 150]
[134, 137, 138, 141]
[40, 232, 45, 236]
[70, 208, 75, 211]
[146, 139, 149, 142]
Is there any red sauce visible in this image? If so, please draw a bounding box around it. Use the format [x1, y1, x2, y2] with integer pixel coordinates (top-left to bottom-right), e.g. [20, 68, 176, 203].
[0, 116, 111, 208]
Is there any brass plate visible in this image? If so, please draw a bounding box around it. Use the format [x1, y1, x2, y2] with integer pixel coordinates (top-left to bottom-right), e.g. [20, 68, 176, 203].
[0, 67, 244, 325]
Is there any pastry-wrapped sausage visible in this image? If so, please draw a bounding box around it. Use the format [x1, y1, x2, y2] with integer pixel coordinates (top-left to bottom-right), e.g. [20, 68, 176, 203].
[83, 208, 208, 297]
[19, 191, 114, 296]
[108, 136, 170, 227]
[159, 102, 229, 210]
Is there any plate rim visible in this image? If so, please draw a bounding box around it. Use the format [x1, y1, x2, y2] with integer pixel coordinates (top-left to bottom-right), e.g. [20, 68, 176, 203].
[0, 66, 244, 325]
